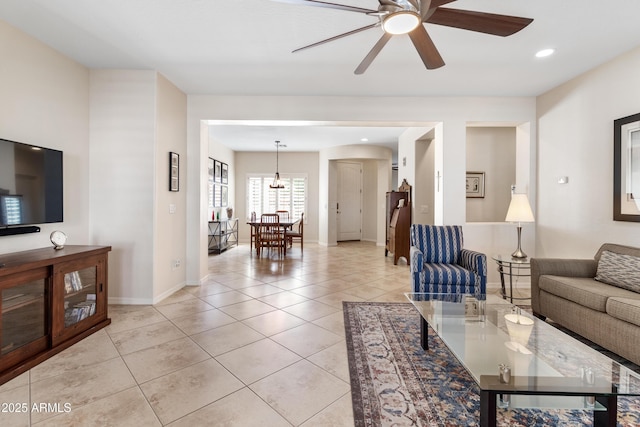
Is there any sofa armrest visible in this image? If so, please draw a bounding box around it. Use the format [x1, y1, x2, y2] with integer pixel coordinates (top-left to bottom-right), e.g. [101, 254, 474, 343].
[530, 258, 597, 315]
[410, 246, 424, 274]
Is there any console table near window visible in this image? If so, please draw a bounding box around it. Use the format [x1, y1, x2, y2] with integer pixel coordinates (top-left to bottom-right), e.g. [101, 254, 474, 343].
[492, 254, 531, 303]
[208, 219, 238, 254]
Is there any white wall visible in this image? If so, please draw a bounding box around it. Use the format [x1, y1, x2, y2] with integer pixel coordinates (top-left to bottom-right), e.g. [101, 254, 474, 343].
[393, 126, 436, 224]
[362, 160, 379, 242]
[0, 20, 90, 254]
[536, 46, 640, 257]
[466, 127, 516, 222]
[414, 132, 436, 225]
[154, 75, 187, 300]
[90, 70, 188, 304]
[89, 70, 157, 304]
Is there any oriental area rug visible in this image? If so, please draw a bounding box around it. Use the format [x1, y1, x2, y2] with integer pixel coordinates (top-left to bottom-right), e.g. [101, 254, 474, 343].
[343, 301, 640, 427]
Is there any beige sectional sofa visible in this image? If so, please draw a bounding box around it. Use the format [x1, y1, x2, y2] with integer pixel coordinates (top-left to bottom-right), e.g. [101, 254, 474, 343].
[531, 243, 640, 366]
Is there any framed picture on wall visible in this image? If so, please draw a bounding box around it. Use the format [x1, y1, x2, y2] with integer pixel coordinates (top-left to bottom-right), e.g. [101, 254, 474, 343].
[221, 185, 228, 207]
[208, 158, 214, 208]
[614, 112, 640, 222]
[221, 163, 228, 184]
[214, 160, 222, 183]
[466, 171, 485, 198]
[169, 152, 179, 192]
[214, 183, 222, 207]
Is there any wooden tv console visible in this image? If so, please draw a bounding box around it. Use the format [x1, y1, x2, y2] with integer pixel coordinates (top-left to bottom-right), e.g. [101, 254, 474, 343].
[0, 245, 111, 384]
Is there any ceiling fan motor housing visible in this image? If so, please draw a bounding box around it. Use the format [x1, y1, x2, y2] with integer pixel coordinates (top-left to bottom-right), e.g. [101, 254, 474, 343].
[378, 0, 419, 15]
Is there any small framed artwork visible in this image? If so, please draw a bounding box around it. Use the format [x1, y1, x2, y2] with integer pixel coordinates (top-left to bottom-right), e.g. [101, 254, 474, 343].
[208, 158, 214, 208]
[214, 160, 222, 183]
[214, 184, 222, 207]
[221, 162, 228, 184]
[466, 171, 485, 198]
[169, 152, 179, 192]
[221, 185, 228, 207]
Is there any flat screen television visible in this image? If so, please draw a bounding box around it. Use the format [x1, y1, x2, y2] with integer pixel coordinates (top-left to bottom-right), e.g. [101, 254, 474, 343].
[0, 138, 63, 229]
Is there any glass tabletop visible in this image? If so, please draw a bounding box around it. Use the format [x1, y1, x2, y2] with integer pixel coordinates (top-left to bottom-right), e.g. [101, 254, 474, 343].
[492, 254, 531, 265]
[405, 292, 640, 398]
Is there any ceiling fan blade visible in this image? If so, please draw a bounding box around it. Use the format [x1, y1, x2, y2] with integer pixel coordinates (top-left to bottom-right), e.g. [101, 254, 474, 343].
[420, 0, 431, 19]
[428, 8, 533, 36]
[293, 23, 379, 53]
[354, 32, 393, 75]
[430, 0, 457, 7]
[270, 0, 376, 14]
[408, 24, 445, 69]
[421, 0, 456, 21]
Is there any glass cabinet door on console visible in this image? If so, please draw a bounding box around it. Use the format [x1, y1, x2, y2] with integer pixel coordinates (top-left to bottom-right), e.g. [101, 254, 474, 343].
[51, 254, 107, 346]
[0, 268, 49, 368]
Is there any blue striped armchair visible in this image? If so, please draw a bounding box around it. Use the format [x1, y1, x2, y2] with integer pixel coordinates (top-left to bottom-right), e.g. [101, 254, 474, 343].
[409, 225, 487, 300]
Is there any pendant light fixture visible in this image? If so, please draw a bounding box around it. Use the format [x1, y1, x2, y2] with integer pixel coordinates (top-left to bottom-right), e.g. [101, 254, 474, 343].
[270, 140, 285, 189]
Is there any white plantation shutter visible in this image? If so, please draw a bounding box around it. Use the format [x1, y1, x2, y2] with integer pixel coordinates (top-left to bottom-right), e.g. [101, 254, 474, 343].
[248, 177, 263, 216]
[291, 177, 306, 220]
[247, 174, 307, 221]
[278, 180, 291, 213]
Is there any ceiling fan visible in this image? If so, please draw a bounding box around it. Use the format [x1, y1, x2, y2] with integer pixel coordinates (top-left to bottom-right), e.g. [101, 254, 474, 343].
[276, 0, 533, 74]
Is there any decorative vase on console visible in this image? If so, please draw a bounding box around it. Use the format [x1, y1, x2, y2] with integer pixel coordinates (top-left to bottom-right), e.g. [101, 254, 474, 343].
[226, 207, 233, 219]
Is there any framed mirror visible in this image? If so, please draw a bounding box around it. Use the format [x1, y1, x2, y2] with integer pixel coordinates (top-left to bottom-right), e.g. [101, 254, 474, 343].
[614, 112, 640, 222]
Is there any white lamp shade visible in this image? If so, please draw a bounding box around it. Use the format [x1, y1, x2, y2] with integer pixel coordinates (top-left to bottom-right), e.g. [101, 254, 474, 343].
[505, 194, 535, 223]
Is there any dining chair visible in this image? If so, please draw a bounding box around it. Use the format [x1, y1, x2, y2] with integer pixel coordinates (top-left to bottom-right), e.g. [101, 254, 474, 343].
[276, 210, 290, 221]
[257, 213, 284, 257]
[285, 212, 304, 252]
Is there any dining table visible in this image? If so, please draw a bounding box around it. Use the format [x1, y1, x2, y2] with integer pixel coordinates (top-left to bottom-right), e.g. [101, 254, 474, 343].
[247, 218, 300, 253]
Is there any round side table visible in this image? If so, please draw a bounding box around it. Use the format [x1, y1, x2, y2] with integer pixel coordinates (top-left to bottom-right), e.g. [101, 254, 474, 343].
[492, 254, 531, 303]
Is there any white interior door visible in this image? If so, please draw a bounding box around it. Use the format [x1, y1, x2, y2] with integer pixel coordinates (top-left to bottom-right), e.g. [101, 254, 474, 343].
[337, 161, 362, 241]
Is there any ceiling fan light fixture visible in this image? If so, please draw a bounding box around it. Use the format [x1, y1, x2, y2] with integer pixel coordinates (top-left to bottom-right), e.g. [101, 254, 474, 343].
[382, 11, 421, 35]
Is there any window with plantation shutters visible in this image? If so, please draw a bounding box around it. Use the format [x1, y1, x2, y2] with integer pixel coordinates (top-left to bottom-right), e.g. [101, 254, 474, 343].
[247, 174, 307, 221]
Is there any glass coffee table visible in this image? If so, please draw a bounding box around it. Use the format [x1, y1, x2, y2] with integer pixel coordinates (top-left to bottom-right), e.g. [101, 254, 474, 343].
[406, 292, 640, 427]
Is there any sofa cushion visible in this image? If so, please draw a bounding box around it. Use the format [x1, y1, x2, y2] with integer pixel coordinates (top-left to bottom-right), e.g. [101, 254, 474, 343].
[606, 297, 640, 328]
[539, 276, 638, 312]
[595, 250, 640, 292]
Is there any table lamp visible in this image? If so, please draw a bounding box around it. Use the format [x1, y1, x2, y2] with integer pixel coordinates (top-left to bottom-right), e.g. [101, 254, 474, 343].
[505, 193, 534, 259]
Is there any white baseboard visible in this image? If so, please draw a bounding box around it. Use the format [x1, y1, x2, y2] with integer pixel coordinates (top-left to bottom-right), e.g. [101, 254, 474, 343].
[108, 297, 154, 305]
[152, 282, 186, 305]
[185, 276, 209, 286]
[109, 281, 187, 305]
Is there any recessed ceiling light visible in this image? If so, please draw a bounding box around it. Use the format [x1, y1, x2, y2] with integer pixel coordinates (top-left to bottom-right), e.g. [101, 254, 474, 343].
[535, 48, 555, 58]
[361, 138, 369, 142]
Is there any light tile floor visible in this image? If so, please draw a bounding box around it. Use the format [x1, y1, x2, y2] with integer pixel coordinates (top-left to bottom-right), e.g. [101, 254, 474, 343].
[0, 241, 522, 426]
